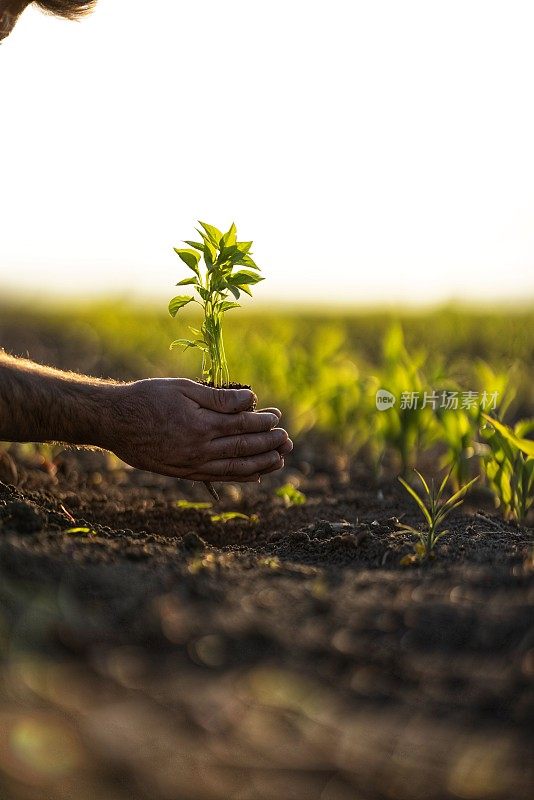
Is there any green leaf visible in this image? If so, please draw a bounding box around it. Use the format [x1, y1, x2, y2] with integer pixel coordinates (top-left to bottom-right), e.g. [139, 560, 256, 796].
[396, 523, 422, 535]
[228, 270, 264, 286]
[203, 240, 216, 268]
[514, 418, 534, 438]
[176, 277, 197, 286]
[221, 222, 237, 248]
[483, 414, 534, 457]
[240, 254, 260, 269]
[176, 500, 212, 510]
[173, 248, 201, 272]
[168, 295, 194, 317]
[65, 526, 95, 535]
[437, 469, 452, 501]
[413, 468, 431, 498]
[442, 476, 478, 511]
[184, 240, 205, 251]
[210, 511, 259, 523]
[228, 285, 241, 300]
[218, 301, 241, 312]
[170, 338, 207, 352]
[237, 241, 253, 254]
[398, 476, 432, 527]
[198, 221, 223, 246]
[275, 483, 307, 507]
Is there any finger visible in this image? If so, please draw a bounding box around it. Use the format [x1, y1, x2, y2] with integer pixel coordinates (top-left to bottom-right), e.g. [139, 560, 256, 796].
[257, 407, 282, 421]
[259, 457, 285, 476]
[208, 428, 289, 460]
[278, 438, 294, 456]
[143, 462, 261, 483]
[187, 473, 261, 484]
[196, 450, 283, 478]
[179, 378, 256, 414]
[214, 410, 279, 437]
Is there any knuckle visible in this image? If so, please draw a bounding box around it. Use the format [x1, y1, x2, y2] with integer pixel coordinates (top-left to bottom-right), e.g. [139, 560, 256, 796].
[212, 388, 228, 412]
[223, 458, 239, 476]
[233, 436, 246, 458]
[235, 412, 248, 435]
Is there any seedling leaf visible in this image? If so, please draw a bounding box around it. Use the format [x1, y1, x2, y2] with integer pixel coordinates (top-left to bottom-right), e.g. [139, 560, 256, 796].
[398, 476, 432, 526]
[174, 248, 201, 272]
[483, 414, 534, 457]
[176, 500, 213, 510]
[168, 296, 194, 317]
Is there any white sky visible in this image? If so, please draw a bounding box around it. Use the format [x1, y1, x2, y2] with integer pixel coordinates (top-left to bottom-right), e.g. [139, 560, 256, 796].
[1, 0, 534, 306]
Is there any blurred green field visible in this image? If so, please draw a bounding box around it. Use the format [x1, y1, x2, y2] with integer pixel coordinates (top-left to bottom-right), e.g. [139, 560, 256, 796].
[1, 301, 533, 493]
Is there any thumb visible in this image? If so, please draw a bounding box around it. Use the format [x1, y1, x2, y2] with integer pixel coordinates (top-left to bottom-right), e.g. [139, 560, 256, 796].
[180, 379, 256, 414]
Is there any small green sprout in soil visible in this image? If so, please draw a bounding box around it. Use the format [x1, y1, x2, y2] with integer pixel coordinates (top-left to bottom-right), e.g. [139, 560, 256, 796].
[64, 526, 96, 536]
[480, 414, 534, 524]
[169, 221, 263, 387]
[275, 483, 307, 507]
[176, 500, 213, 510]
[210, 511, 259, 524]
[398, 469, 478, 564]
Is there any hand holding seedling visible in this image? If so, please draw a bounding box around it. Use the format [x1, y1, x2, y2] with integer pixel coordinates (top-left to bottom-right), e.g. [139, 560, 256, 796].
[168, 221, 292, 494]
[107, 377, 291, 482]
[0, 356, 291, 481]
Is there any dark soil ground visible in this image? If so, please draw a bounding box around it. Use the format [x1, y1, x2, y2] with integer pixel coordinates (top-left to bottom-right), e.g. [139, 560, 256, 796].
[0, 448, 532, 800]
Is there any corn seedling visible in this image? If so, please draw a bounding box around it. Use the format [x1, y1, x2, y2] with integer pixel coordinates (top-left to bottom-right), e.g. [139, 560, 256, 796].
[176, 500, 213, 510]
[210, 511, 259, 524]
[372, 325, 441, 474]
[480, 414, 534, 523]
[398, 469, 478, 563]
[169, 221, 263, 387]
[65, 526, 96, 536]
[275, 483, 307, 507]
[435, 404, 479, 490]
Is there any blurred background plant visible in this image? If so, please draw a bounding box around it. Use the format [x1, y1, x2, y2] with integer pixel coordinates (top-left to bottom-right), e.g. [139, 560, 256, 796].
[480, 416, 534, 523]
[1, 301, 532, 523]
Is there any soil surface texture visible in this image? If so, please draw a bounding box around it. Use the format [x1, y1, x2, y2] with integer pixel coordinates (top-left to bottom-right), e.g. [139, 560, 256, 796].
[0, 451, 532, 800]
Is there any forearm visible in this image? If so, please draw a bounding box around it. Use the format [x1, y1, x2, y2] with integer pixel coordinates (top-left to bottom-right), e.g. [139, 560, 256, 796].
[0, 350, 120, 448]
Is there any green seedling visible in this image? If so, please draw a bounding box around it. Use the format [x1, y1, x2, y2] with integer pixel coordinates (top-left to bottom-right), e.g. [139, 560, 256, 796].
[275, 483, 307, 507]
[65, 526, 96, 536]
[398, 468, 478, 564]
[210, 511, 259, 524]
[480, 414, 534, 523]
[176, 500, 213, 510]
[169, 221, 263, 387]
[372, 325, 441, 475]
[169, 221, 263, 502]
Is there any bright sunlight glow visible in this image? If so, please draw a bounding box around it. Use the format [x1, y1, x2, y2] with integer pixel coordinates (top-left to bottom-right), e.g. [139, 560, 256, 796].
[1, 0, 534, 305]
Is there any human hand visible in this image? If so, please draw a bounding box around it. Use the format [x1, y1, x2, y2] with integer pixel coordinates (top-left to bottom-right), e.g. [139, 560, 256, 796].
[104, 378, 292, 482]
